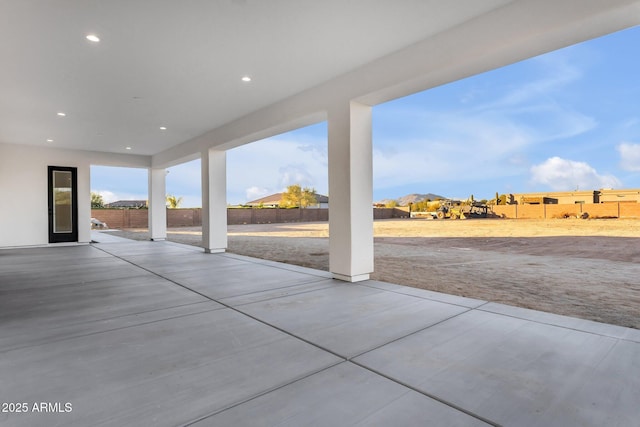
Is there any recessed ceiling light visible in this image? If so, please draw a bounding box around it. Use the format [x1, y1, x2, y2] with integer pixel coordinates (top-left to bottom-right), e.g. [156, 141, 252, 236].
[125, 146, 132, 150]
[86, 34, 100, 42]
[57, 112, 66, 117]
[241, 76, 252, 82]
[159, 126, 167, 130]
[46, 139, 53, 143]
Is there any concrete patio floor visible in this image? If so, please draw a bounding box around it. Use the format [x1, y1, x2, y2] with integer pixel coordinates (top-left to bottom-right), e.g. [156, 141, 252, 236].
[1, 233, 638, 426]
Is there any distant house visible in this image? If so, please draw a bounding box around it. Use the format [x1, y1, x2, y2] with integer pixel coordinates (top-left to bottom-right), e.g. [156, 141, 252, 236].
[105, 200, 148, 209]
[245, 194, 282, 208]
[598, 188, 640, 203]
[509, 189, 640, 205]
[246, 193, 329, 209]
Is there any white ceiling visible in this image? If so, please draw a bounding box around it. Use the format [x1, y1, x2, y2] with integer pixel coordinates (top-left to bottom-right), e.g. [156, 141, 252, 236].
[0, 0, 517, 155]
[0, 0, 638, 159]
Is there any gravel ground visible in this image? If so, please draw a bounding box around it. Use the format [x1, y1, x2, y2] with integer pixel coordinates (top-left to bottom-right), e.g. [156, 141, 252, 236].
[106, 218, 640, 329]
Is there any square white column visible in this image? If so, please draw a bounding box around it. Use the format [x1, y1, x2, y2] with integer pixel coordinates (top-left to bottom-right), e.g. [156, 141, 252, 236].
[148, 168, 167, 241]
[328, 101, 374, 282]
[78, 164, 92, 244]
[201, 149, 227, 253]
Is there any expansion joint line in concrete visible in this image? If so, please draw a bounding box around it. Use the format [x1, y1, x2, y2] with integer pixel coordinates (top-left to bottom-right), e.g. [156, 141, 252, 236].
[360, 282, 491, 310]
[91, 245, 348, 360]
[475, 307, 639, 344]
[0, 302, 219, 355]
[181, 362, 345, 426]
[341, 303, 499, 426]
[219, 251, 331, 279]
[93, 244, 501, 426]
[349, 358, 502, 427]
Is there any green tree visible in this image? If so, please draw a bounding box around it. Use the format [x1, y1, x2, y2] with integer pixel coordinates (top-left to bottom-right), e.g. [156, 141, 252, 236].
[410, 198, 435, 212]
[300, 187, 318, 208]
[385, 200, 398, 208]
[166, 194, 183, 209]
[280, 185, 317, 208]
[91, 192, 104, 208]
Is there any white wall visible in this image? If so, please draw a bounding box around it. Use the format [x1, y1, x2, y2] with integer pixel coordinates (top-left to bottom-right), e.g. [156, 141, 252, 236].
[0, 143, 149, 248]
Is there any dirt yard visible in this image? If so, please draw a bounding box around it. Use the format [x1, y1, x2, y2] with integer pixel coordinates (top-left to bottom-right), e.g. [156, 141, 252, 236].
[107, 218, 640, 329]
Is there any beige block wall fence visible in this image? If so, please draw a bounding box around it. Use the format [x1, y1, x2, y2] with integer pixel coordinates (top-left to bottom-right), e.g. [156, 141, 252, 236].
[492, 202, 640, 219]
[92, 203, 638, 229]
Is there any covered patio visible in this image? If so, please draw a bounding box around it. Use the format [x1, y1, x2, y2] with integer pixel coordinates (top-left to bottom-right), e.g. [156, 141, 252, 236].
[1, 233, 638, 426]
[2, 2, 640, 425]
[3, 0, 640, 282]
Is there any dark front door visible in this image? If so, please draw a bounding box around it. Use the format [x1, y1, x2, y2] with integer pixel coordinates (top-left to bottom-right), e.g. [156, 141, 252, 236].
[48, 166, 78, 243]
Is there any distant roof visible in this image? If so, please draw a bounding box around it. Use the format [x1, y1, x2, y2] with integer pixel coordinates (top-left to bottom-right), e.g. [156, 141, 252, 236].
[246, 194, 282, 205]
[105, 200, 148, 208]
[246, 193, 328, 206]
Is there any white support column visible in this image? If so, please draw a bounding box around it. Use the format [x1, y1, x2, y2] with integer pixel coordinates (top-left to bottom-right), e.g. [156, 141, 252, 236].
[78, 163, 92, 244]
[201, 148, 228, 253]
[328, 101, 374, 282]
[148, 168, 167, 241]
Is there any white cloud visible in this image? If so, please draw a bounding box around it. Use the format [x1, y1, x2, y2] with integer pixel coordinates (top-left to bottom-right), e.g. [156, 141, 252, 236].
[373, 113, 532, 190]
[460, 88, 483, 104]
[93, 190, 148, 204]
[164, 160, 203, 207]
[227, 135, 328, 204]
[530, 157, 621, 191]
[371, 50, 599, 193]
[278, 164, 315, 190]
[167, 160, 201, 191]
[513, 104, 597, 142]
[617, 142, 640, 172]
[486, 52, 582, 109]
[95, 190, 118, 204]
[177, 195, 202, 208]
[462, 52, 597, 144]
[297, 143, 328, 166]
[245, 186, 270, 202]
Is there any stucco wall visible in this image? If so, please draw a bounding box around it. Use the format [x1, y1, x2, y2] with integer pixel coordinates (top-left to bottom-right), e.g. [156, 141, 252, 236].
[492, 205, 517, 218]
[0, 143, 149, 248]
[516, 205, 545, 219]
[492, 202, 638, 219]
[584, 203, 620, 218]
[545, 204, 582, 218]
[620, 203, 640, 218]
[0, 144, 90, 246]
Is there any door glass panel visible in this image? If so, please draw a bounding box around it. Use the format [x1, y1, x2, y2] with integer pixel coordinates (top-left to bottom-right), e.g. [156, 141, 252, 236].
[53, 170, 73, 233]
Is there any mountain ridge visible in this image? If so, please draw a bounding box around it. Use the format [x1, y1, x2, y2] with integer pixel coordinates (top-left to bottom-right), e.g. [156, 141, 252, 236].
[377, 193, 446, 206]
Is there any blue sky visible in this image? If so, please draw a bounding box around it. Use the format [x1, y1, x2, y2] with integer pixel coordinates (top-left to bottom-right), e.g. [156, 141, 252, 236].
[92, 25, 640, 207]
